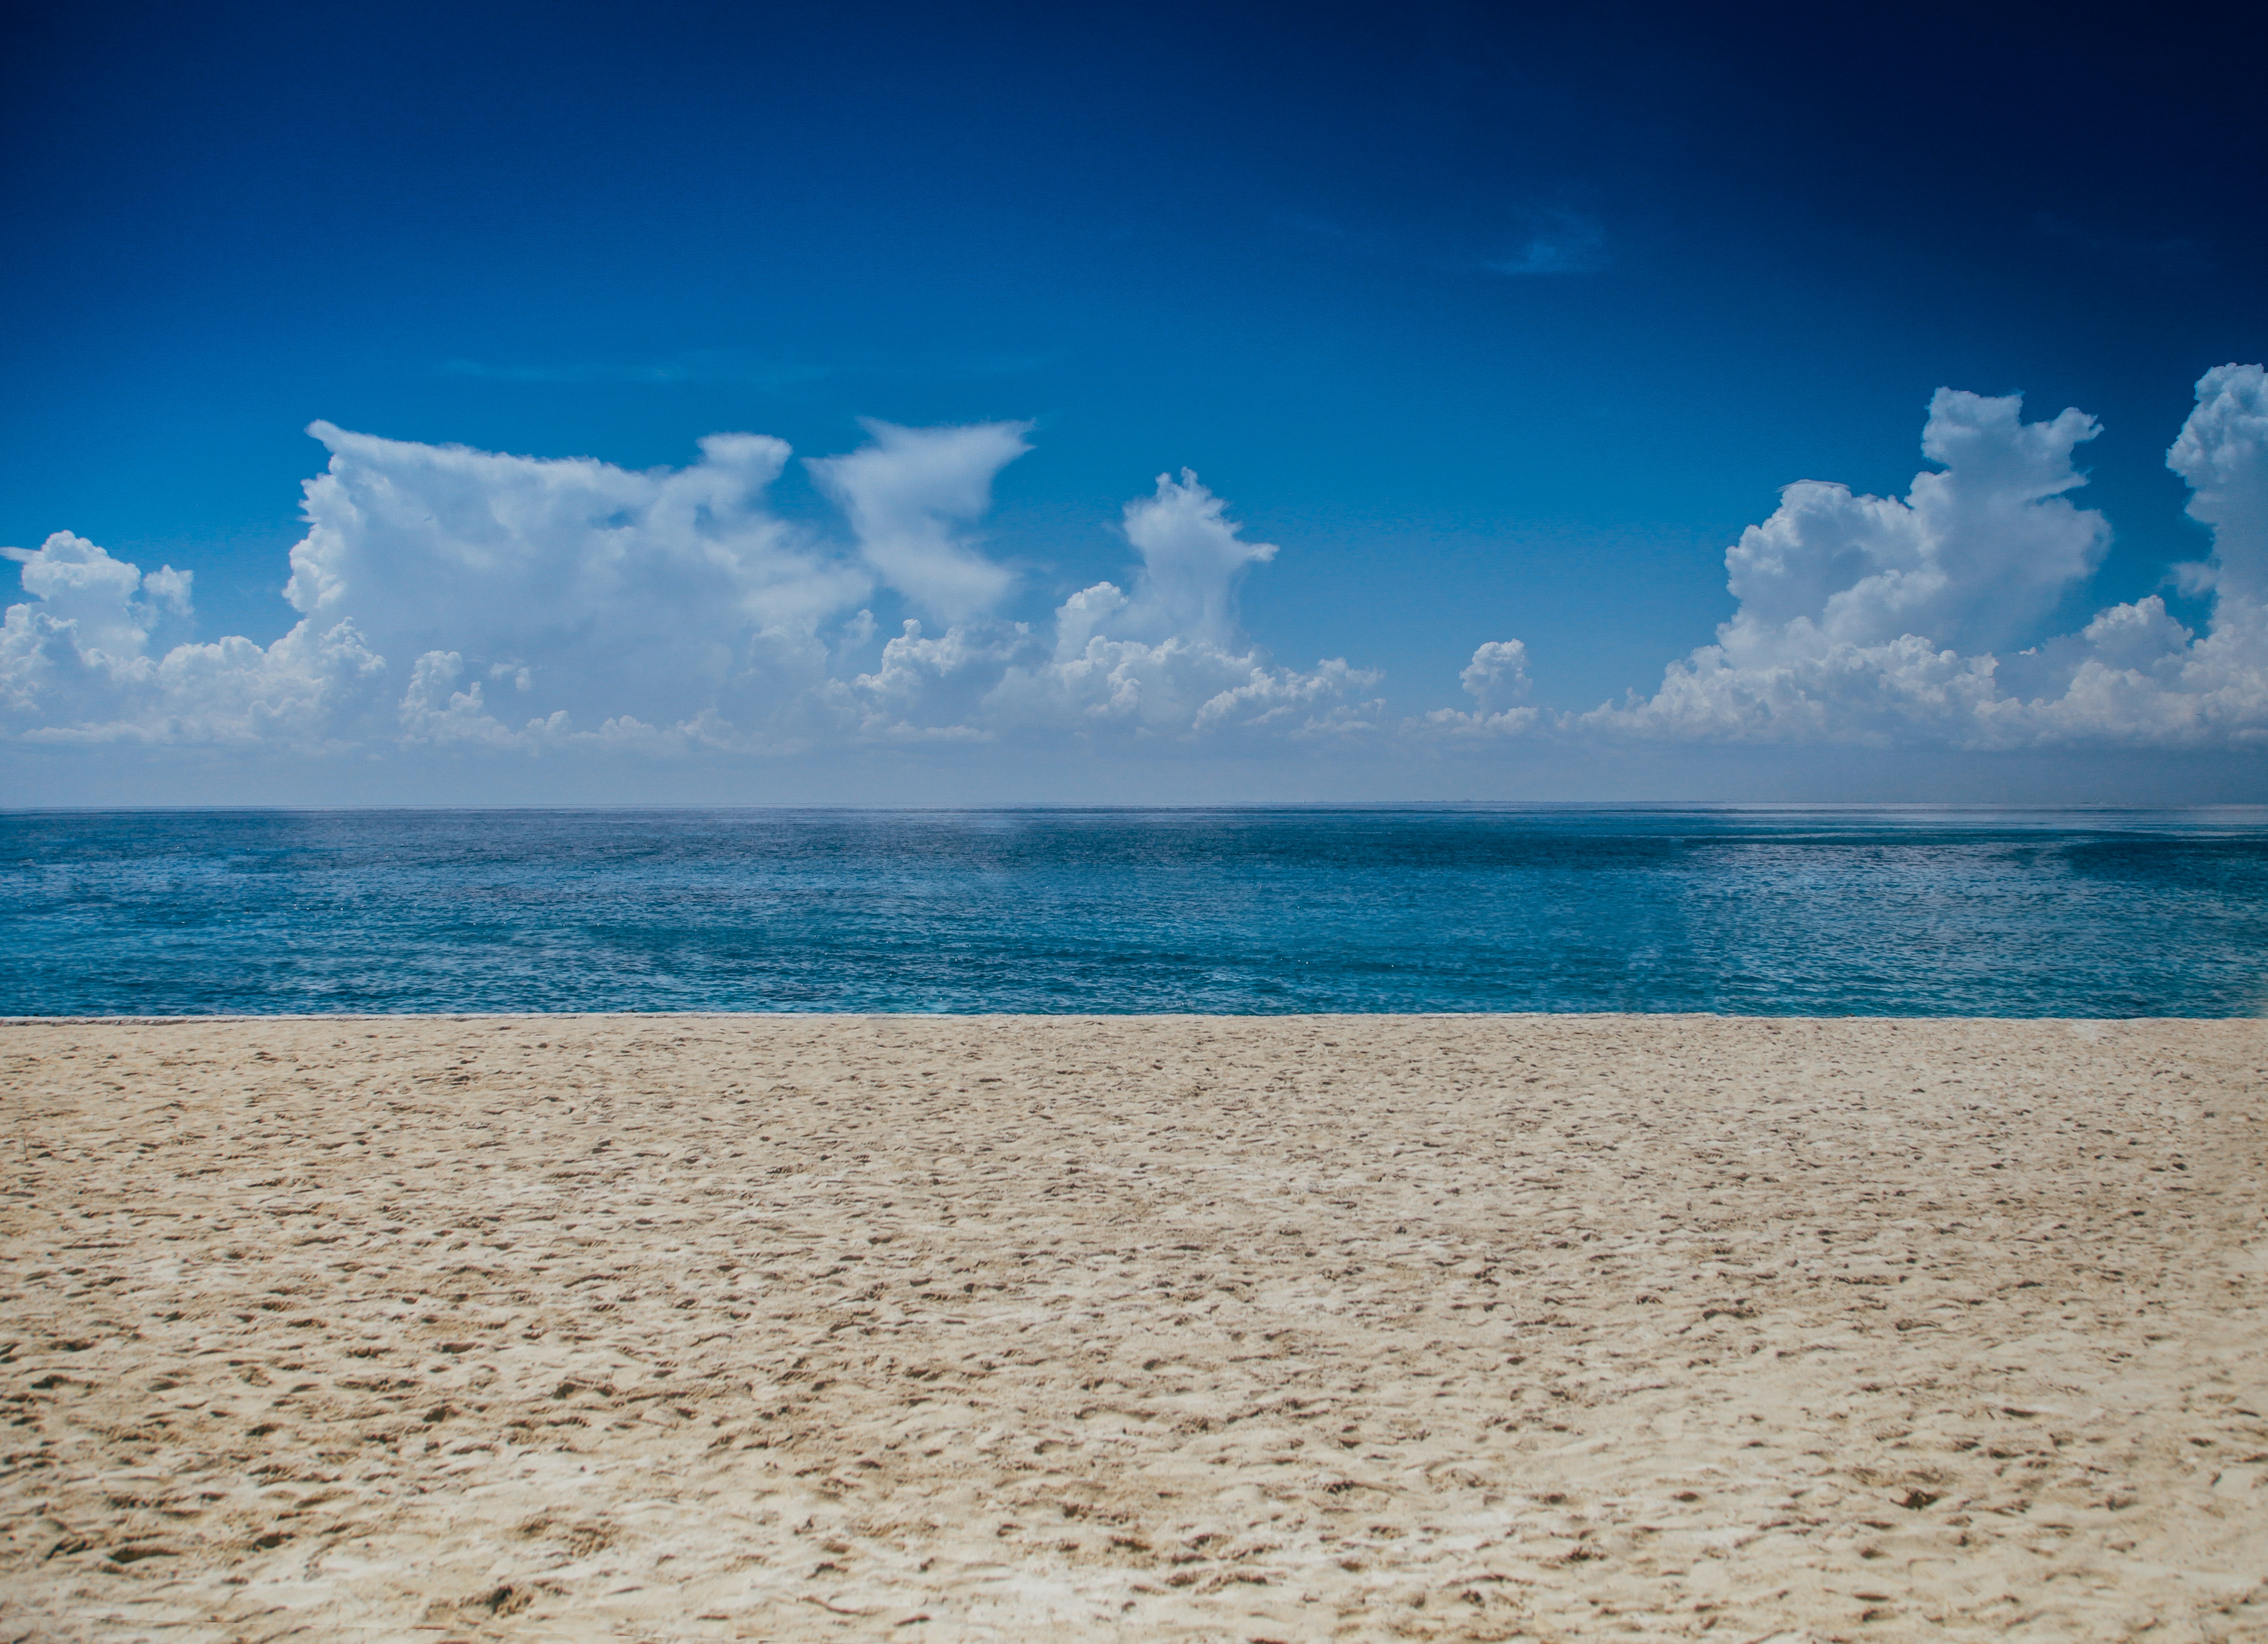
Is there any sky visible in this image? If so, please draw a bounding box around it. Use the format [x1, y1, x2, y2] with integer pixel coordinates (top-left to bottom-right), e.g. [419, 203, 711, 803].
[5, 0, 2267, 803]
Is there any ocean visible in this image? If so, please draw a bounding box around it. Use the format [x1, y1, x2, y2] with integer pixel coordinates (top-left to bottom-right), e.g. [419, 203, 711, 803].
[2, 806, 2266, 1017]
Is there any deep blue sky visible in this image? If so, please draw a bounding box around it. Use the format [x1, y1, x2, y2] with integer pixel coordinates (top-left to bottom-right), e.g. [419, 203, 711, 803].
[6, 0, 2264, 714]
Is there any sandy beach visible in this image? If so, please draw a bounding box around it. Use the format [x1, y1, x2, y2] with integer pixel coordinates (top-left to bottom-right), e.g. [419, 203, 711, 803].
[4, 1013, 2265, 1643]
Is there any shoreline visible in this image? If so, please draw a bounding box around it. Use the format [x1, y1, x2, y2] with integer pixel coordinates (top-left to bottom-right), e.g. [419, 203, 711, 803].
[8, 1009, 2261, 1022]
[7, 1013, 2265, 1640]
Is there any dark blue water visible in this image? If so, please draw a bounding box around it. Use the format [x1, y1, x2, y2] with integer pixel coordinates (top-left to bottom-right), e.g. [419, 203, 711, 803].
[2, 807, 2266, 1016]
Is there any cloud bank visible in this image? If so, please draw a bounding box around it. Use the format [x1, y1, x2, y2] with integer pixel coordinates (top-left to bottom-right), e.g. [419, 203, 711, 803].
[8, 365, 2268, 789]
[3, 422, 1375, 759]
[1558, 367, 2268, 749]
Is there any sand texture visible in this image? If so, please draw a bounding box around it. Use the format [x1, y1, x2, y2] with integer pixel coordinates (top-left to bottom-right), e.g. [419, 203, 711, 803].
[4, 1014, 2267, 1643]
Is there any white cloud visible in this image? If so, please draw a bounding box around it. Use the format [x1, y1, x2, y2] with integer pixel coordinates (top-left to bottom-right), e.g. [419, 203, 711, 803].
[1719, 389, 2109, 655]
[0, 531, 383, 746]
[806, 419, 1030, 624]
[2169, 362, 2268, 608]
[1561, 368, 2268, 749]
[824, 620, 1034, 743]
[1415, 639, 1538, 737]
[825, 472, 1378, 742]
[3, 430, 1372, 757]
[1115, 469, 1279, 645]
[289, 420, 859, 737]
[395, 649, 573, 751]
[3, 531, 187, 662]
[14, 370, 2268, 784]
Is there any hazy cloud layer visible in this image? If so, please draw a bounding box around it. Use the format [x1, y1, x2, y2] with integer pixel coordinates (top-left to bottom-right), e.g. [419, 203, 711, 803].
[9, 367, 2268, 776]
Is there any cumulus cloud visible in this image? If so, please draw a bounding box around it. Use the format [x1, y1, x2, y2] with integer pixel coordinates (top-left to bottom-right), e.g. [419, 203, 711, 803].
[1116, 470, 1279, 646]
[15, 369, 2268, 778]
[0, 531, 382, 746]
[3, 425, 1373, 757]
[1555, 367, 2268, 749]
[2169, 363, 2268, 608]
[1415, 640, 1538, 737]
[825, 471, 1379, 742]
[1722, 390, 2109, 654]
[284, 420, 867, 748]
[806, 420, 1030, 624]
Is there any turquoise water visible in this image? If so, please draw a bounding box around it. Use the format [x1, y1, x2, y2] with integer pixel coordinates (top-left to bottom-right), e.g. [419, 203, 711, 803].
[2, 807, 2265, 1016]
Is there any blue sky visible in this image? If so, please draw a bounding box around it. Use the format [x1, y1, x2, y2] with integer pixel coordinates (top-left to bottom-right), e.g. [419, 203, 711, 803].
[6, 0, 2268, 801]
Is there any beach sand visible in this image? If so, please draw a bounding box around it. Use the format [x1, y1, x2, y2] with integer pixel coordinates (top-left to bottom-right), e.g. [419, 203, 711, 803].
[4, 1014, 2265, 1642]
